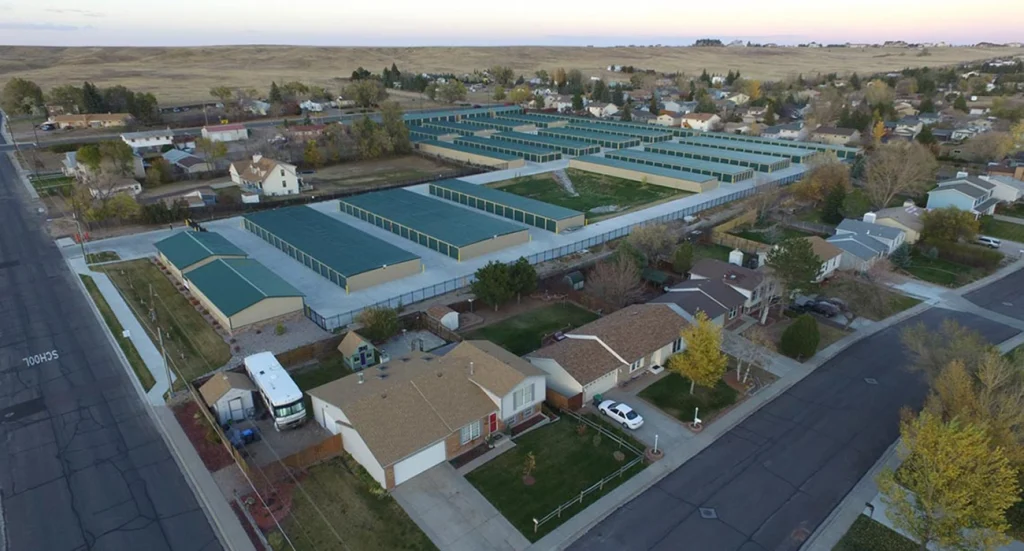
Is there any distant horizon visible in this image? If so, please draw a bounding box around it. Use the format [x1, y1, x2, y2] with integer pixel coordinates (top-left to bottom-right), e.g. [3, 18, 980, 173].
[2, 40, 1022, 49]
[3, 0, 1022, 48]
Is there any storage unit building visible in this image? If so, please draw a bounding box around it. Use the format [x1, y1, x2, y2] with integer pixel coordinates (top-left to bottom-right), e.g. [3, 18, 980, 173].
[604, 149, 755, 183]
[677, 135, 821, 164]
[154, 231, 248, 282]
[491, 132, 600, 156]
[454, 135, 561, 163]
[339, 189, 530, 261]
[460, 117, 535, 132]
[493, 114, 569, 128]
[420, 121, 493, 137]
[569, 155, 719, 193]
[409, 126, 457, 142]
[185, 258, 305, 333]
[566, 122, 672, 143]
[697, 131, 861, 160]
[428, 178, 585, 233]
[402, 105, 523, 125]
[644, 142, 791, 173]
[416, 139, 526, 170]
[537, 127, 641, 149]
[242, 206, 422, 293]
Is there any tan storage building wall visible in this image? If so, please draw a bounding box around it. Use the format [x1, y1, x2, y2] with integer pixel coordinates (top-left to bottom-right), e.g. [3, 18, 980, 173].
[569, 158, 719, 194]
[458, 230, 532, 261]
[416, 142, 525, 170]
[345, 257, 424, 293]
[230, 296, 305, 331]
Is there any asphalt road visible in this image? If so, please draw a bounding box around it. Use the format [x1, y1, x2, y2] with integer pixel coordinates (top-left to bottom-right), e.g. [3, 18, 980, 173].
[964, 267, 1024, 322]
[569, 308, 1017, 551]
[0, 121, 222, 550]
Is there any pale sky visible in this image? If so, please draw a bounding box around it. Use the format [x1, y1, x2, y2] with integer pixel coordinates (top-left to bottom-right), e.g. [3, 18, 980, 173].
[1, 0, 1021, 46]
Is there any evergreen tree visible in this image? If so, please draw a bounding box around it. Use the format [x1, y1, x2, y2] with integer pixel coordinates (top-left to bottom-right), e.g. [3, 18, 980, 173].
[571, 92, 584, 111]
[81, 82, 106, 113]
[620, 102, 632, 121]
[269, 81, 282, 103]
[849, 72, 862, 90]
[649, 94, 659, 114]
[390, 62, 401, 81]
[954, 95, 968, 112]
[779, 314, 819, 359]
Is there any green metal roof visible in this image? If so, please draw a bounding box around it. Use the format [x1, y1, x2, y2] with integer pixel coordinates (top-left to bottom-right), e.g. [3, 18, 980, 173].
[186, 258, 303, 316]
[242, 206, 419, 277]
[455, 135, 559, 156]
[340, 189, 526, 247]
[645, 142, 791, 167]
[574, 155, 716, 183]
[678, 135, 819, 160]
[416, 139, 521, 161]
[568, 122, 671, 138]
[605, 149, 754, 177]
[539, 127, 640, 145]
[492, 132, 598, 152]
[431, 178, 582, 221]
[154, 231, 246, 270]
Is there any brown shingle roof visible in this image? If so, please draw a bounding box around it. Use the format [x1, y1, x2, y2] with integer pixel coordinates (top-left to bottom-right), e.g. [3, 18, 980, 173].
[690, 258, 764, 291]
[230, 155, 292, 184]
[683, 113, 717, 121]
[426, 305, 456, 320]
[528, 304, 687, 386]
[803, 236, 843, 261]
[198, 371, 256, 405]
[338, 332, 370, 357]
[307, 351, 499, 466]
[448, 340, 543, 396]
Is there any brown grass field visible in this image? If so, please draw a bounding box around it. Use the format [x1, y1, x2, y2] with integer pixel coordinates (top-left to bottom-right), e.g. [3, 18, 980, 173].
[1, 45, 1021, 105]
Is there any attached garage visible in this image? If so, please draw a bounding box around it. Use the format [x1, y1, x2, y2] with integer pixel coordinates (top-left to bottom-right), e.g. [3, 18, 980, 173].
[393, 441, 446, 486]
[583, 371, 618, 402]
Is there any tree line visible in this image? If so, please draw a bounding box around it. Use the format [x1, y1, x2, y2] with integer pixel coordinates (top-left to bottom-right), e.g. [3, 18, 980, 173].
[1, 78, 160, 124]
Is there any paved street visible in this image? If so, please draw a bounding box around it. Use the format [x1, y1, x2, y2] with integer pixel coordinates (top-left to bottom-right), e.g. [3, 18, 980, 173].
[569, 308, 1017, 551]
[0, 120, 222, 550]
[964, 267, 1024, 322]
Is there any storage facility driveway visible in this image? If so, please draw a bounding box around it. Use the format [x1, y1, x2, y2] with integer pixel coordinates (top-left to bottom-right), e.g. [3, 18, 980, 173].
[569, 308, 1017, 551]
[392, 463, 529, 551]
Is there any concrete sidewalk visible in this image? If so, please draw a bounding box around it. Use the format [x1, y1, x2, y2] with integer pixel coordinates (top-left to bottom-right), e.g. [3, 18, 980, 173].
[67, 256, 255, 551]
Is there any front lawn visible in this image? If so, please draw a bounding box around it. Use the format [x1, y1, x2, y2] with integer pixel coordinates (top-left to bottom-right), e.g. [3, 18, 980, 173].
[463, 303, 598, 355]
[465, 416, 646, 541]
[997, 203, 1024, 220]
[981, 216, 1024, 242]
[822, 277, 921, 321]
[693, 242, 734, 262]
[268, 456, 437, 551]
[731, 223, 821, 245]
[80, 274, 156, 391]
[638, 372, 739, 423]
[99, 259, 232, 383]
[490, 169, 686, 221]
[755, 317, 850, 361]
[832, 515, 917, 551]
[902, 251, 978, 287]
[86, 251, 120, 264]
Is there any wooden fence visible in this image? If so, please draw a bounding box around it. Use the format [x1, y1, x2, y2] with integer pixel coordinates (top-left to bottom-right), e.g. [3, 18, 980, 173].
[710, 209, 772, 255]
[273, 334, 346, 368]
[545, 388, 584, 411]
[259, 434, 343, 484]
[713, 209, 758, 233]
[183, 379, 252, 476]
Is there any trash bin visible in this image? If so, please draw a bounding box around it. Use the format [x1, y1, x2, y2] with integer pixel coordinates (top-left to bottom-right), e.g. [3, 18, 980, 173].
[592, 393, 603, 407]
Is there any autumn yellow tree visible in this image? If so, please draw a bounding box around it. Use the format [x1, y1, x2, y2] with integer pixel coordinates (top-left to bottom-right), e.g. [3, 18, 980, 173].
[744, 79, 762, 101]
[667, 311, 727, 394]
[1011, 121, 1024, 149]
[871, 120, 886, 145]
[508, 87, 532, 104]
[878, 410, 1019, 551]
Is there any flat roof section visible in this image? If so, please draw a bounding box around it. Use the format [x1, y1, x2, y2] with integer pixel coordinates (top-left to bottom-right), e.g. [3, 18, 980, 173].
[604, 149, 755, 182]
[430, 179, 582, 221]
[645, 142, 791, 171]
[455, 135, 560, 157]
[677, 135, 819, 163]
[408, 125, 455, 137]
[494, 114, 564, 127]
[419, 121, 488, 135]
[339, 189, 527, 248]
[460, 117, 531, 131]
[491, 132, 601, 155]
[567, 121, 672, 141]
[700, 131, 861, 159]
[572, 155, 717, 185]
[242, 206, 420, 278]
[415, 139, 520, 161]
[403, 105, 522, 123]
[538, 127, 641, 148]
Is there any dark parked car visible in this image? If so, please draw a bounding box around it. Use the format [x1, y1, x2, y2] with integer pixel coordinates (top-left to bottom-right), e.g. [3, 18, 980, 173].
[810, 301, 840, 317]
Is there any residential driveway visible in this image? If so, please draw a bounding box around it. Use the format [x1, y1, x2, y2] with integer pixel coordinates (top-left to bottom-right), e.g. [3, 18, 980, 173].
[602, 387, 690, 451]
[392, 463, 529, 551]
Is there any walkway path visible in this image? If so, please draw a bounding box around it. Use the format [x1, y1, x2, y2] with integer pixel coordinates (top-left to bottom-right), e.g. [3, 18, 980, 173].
[994, 213, 1024, 226]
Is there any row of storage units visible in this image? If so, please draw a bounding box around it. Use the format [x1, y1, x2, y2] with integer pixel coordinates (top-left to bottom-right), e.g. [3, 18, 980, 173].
[491, 132, 600, 156]
[420, 121, 491, 137]
[454, 135, 562, 163]
[538, 127, 641, 149]
[566, 121, 673, 143]
[568, 155, 719, 194]
[427, 178, 585, 233]
[677, 135, 821, 164]
[644, 142, 792, 173]
[704, 131, 860, 160]
[603, 149, 755, 183]
[415, 139, 526, 169]
[494, 114, 569, 128]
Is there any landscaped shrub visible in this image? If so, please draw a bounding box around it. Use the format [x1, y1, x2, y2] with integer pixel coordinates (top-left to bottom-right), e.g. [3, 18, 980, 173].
[779, 314, 820, 359]
[924, 241, 1003, 269]
[275, 322, 286, 336]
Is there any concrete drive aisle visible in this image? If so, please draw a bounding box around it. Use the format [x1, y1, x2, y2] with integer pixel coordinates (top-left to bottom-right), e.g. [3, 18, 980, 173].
[568, 308, 1018, 551]
[392, 463, 529, 551]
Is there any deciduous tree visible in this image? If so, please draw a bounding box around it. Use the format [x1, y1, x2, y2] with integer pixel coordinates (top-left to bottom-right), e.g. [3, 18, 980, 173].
[588, 256, 643, 309]
[492, 86, 506, 101]
[864, 141, 938, 209]
[345, 80, 388, 108]
[877, 411, 1018, 551]
[766, 237, 822, 296]
[667, 311, 727, 394]
[920, 207, 980, 244]
[357, 306, 400, 343]
[47, 84, 84, 113]
[962, 132, 1014, 163]
[380, 101, 411, 154]
[508, 257, 537, 303]
[626, 224, 673, 263]
[471, 261, 514, 311]
[865, 79, 895, 107]
[436, 80, 467, 104]
[508, 87, 531, 104]
[1, 78, 44, 115]
[793, 155, 850, 206]
[144, 159, 172, 186]
[901, 320, 995, 384]
[209, 86, 233, 103]
[489, 66, 515, 87]
[303, 141, 323, 168]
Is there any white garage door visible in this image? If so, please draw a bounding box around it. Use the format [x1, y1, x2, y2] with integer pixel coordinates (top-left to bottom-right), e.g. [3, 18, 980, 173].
[394, 441, 446, 485]
[584, 371, 618, 402]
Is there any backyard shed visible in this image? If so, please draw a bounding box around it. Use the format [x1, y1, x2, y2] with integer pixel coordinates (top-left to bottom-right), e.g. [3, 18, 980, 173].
[154, 231, 247, 282]
[426, 305, 459, 331]
[199, 372, 257, 425]
[563, 270, 584, 290]
[338, 331, 388, 370]
[185, 258, 305, 333]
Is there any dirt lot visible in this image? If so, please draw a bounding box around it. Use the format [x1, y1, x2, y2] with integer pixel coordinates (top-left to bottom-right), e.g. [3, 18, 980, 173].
[2, 45, 1019, 105]
[173, 399, 234, 472]
[304, 155, 453, 192]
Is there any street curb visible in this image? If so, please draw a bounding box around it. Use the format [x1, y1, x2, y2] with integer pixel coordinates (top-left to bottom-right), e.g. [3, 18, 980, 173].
[67, 260, 254, 551]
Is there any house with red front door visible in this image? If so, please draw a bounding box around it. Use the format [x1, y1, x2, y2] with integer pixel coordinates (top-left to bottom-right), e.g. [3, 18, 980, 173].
[306, 340, 545, 489]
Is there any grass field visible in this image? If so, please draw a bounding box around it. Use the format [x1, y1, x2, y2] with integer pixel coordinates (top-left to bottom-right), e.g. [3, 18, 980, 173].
[693, 242, 734, 262]
[463, 303, 598, 355]
[823, 278, 921, 321]
[492, 169, 685, 221]
[269, 456, 437, 551]
[79, 275, 156, 391]
[305, 156, 451, 191]
[638, 372, 739, 423]
[981, 216, 1024, 242]
[902, 251, 980, 287]
[465, 415, 645, 541]
[100, 259, 232, 383]
[832, 515, 917, 551]
[2, 45, 1019, 105]
[86, 251, 120, 264]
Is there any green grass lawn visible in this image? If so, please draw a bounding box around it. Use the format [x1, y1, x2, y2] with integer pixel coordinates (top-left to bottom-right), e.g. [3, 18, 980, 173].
[902, 252, 977, 287]
[465, 416, 645, 541]
[832, 515, 917, 551]
[80, 275, 156, 391]
[981, 216, 1024, 242]
[823, 278, 921, 321]
[464, 303, 598, 355]
[85, 251, 120, 264]
[99, 259, 231, 383]
[269, 456, 437, 551]
[693, 242, 734, 262]
[291, 351, 353, 413]
[998, 203, 1024, 220]
[491, 169, 686, 221]
[638, 372, 739, 423]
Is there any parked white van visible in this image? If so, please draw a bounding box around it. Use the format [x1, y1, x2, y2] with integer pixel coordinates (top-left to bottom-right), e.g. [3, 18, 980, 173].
[977, 235, 1002, 249]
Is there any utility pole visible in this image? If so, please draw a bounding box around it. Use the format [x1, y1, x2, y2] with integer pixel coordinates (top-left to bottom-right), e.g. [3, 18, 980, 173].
[159, 327, 172, 391]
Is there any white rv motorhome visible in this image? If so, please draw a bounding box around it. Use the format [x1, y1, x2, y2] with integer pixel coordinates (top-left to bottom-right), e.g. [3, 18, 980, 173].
[244, 352, 306, 431]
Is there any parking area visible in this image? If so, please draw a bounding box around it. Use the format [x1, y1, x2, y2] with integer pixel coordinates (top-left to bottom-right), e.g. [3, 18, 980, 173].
[602, 378, 692, 449]
[234, 417, 331, 468]
[392, 463, 529, 551]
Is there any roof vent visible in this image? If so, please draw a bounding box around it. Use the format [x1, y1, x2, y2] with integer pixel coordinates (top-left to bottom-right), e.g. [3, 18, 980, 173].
[469, 361, 474, 375]
[377, 374, 388, 380]
[436, 371, 443, 377]
[378, 365, 387, 371]
[358, 372, 364, 384]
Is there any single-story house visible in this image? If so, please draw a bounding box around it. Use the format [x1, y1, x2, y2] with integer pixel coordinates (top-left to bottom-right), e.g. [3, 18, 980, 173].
[285, 125, 327, 141]
[689, 258, 778, 318]
[587, 102, 619, 118]
[89, 178, 142, 200]
[811, 126, 860, 146]
[154, 230, 248, 281]
[308, 340, 546, 489]
[655, 112, 683, 127]
[873, 202, 925, 244]
[201, 123, 248, 143]
[199, 371, 257, 425]
[122, 128, 174, 151]
[338, 331, 388, 371]
[162, 149, 214, 175]
[827, 217, 906, 272]
[230, 154, 301, 197]
[681, 113, 721, 131]
[184, 258, 305, 334]
[649, 277, 747, 327]
[426, 305, 459, 331]
[803, 236, 843, 282]
[762, 122, 803, 140]
[925, 176, 1000, 217]
[50, 113, 133, 129]
[527, 304, 688, 402]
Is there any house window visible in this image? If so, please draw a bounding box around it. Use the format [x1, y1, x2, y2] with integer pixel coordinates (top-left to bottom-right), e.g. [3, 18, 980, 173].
[729, 308, 738, 319]
[280, 169, 285, 176]
[459, 420, 481, 445]
[672, 338, 683, 353]
[629, 357, 645, 373]
[513, 384, 535, 410]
